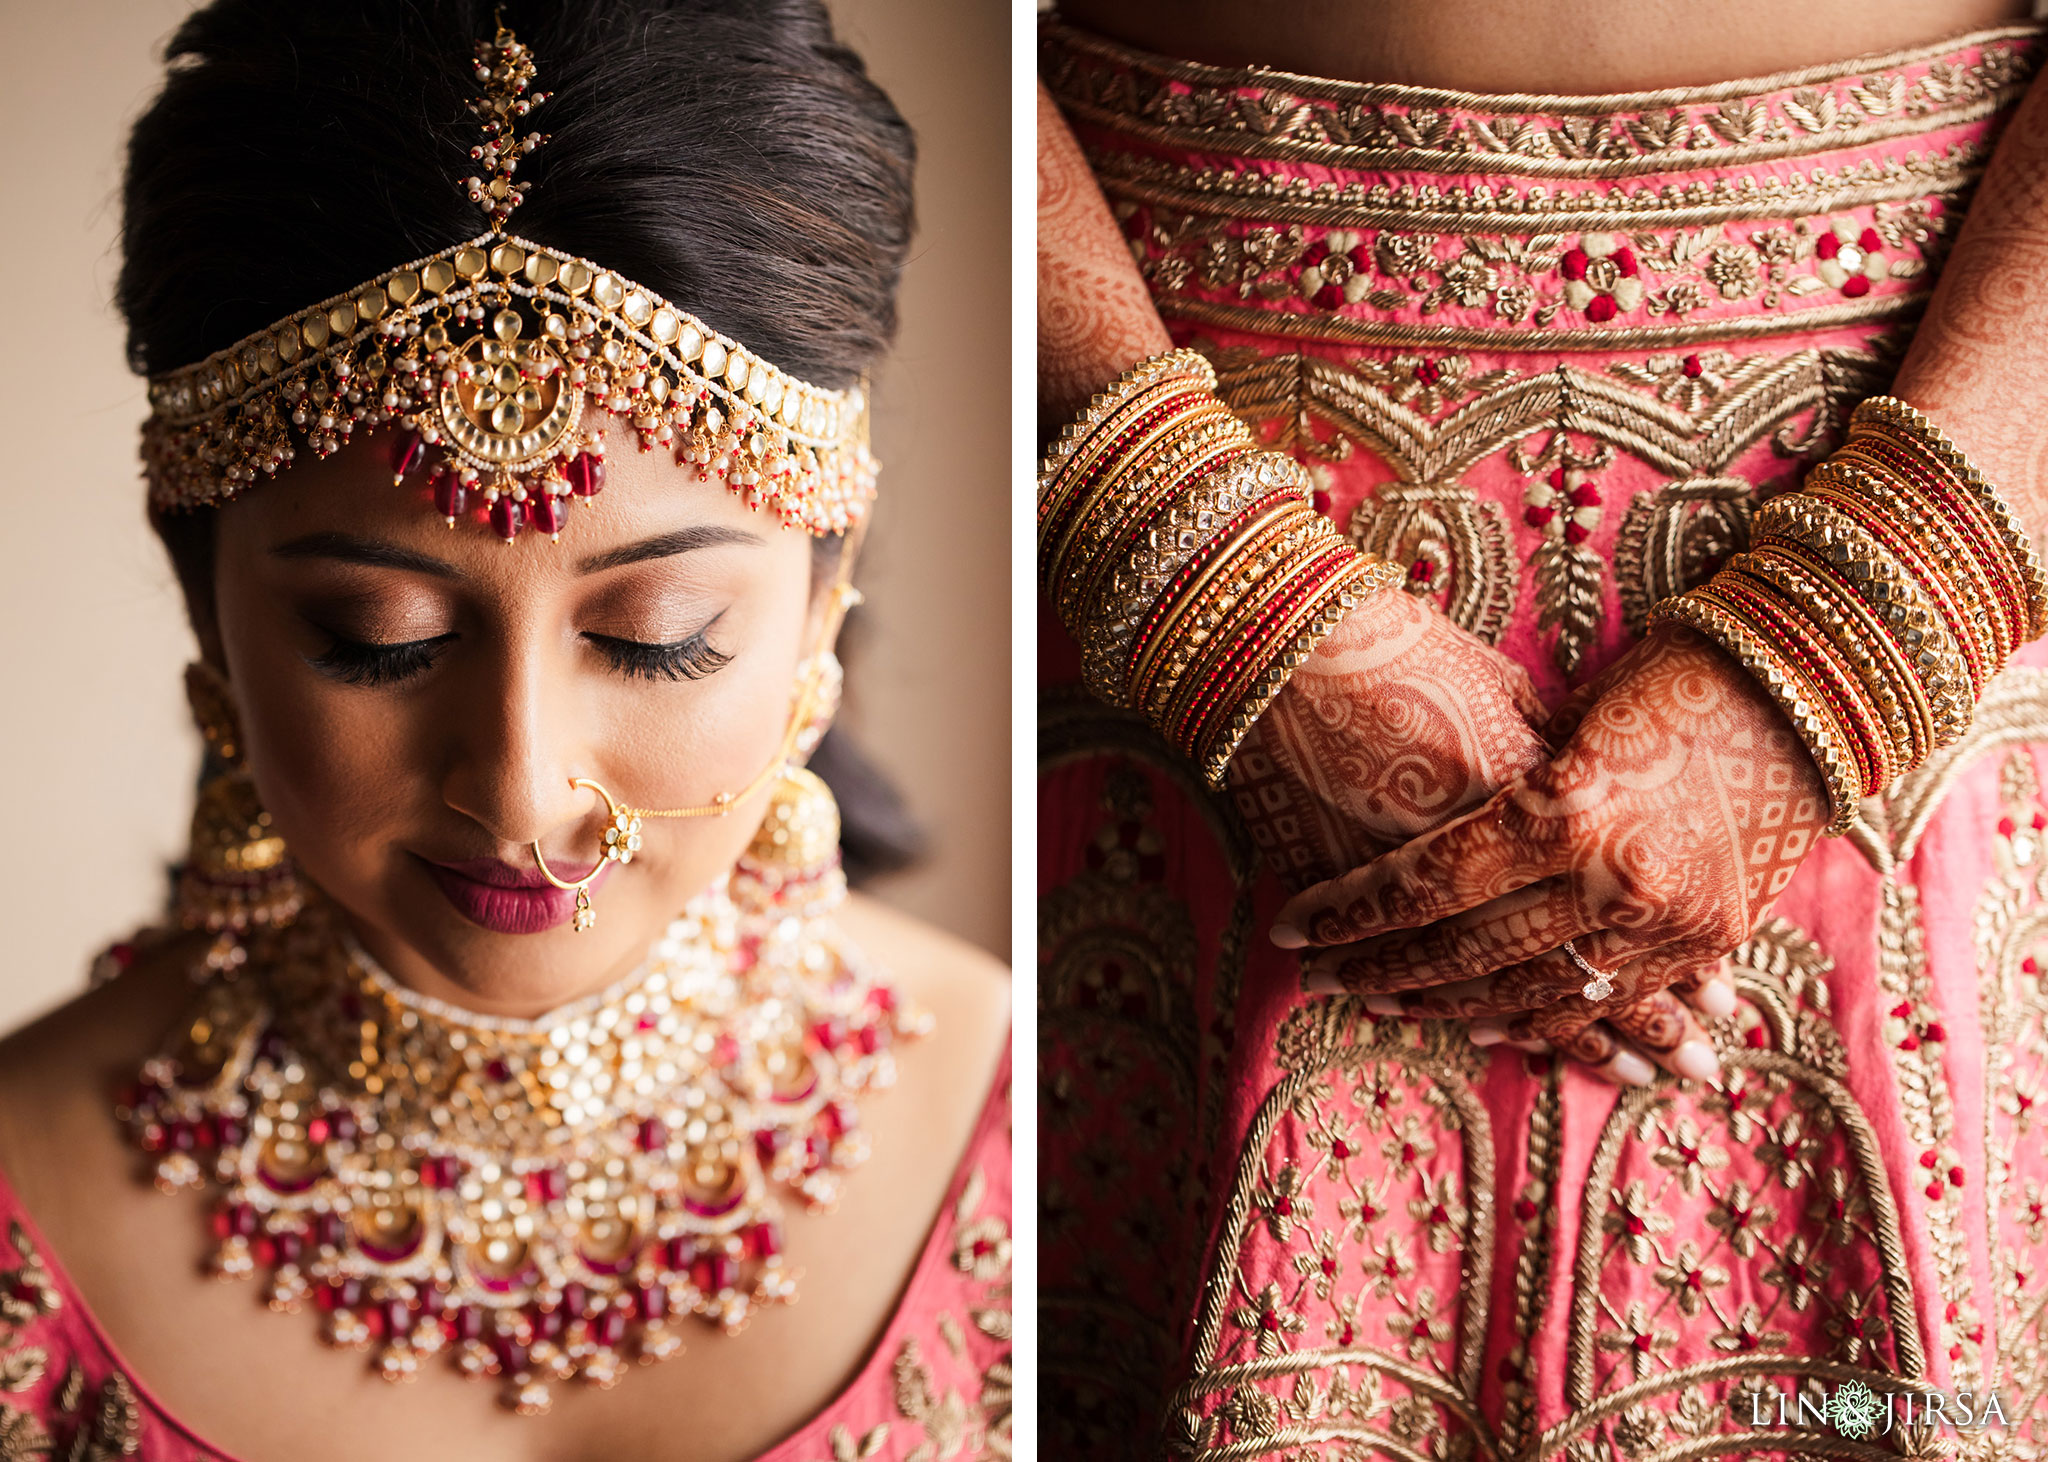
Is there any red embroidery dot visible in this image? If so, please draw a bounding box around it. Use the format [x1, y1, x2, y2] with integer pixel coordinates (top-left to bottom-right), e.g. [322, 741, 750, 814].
[1843, 275, 1871, 298]
[1681, 354, 1704, 378]
[1585, 295, 1618, 323]
[1816, 233, 1841, 260]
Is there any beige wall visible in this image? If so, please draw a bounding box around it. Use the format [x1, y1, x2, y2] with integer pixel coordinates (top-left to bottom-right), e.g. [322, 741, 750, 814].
[0, 0, 1009, 1034]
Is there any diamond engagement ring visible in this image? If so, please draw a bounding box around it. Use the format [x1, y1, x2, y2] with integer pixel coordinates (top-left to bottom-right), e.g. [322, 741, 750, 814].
[1562, 939, 1616, 1001]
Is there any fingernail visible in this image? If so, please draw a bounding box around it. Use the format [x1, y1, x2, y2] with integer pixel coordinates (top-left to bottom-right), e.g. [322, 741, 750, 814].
[1610, 1050, 1657, 1086]
[1468, 1023, 1506, 1047]
[1363, 994, 1403, 1017]
[1694, 980, 1737, 1020]
[1301, 971, 1342, 995]
[1270, 922, 1308, 949]
[1674, 1040, 1722, 1084]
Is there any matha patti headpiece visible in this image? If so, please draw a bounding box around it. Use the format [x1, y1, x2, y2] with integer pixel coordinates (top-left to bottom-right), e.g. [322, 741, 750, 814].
[141, 23, 875, 542]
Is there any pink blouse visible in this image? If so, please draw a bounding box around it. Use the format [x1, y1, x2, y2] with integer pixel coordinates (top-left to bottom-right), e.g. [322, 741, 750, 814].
[0, 1057, 1010, 1461]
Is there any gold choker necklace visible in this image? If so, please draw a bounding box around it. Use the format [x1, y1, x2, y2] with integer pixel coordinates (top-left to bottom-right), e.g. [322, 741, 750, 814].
[119, 851, 926, 1415]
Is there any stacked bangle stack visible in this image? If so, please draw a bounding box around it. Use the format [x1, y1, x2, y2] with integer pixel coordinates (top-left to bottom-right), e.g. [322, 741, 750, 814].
[1041, 348, 1403, 786]
[1651, 395, 2048, 836]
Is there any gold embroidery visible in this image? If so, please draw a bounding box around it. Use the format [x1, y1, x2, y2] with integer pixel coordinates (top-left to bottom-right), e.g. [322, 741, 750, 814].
[1203, 343, 1884, 659]
[891, 1339, 976, 1462]
[0, 1354, 42, 1396]
[1171, 1007, 1494, 1456]
[0, 1408, 50, 1462]
[1092, 140, 1985, 232]
[1039, 701, 1255, 1458]
[1043, 20, 2040, 178]
[1161, 289, 1925, 353]
[0, 1228, 57, 1334]
[1975, 752, 2048, 1452]
[1498, 1060, 1562, 1459]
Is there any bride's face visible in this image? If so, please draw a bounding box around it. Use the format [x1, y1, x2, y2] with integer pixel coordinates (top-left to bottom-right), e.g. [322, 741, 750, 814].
[201, 433, 822, 1015]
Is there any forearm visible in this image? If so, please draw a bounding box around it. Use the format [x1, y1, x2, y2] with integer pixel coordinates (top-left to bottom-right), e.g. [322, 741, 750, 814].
[1035, 83, 1171, 423]
[1890, 69, 2048, 542]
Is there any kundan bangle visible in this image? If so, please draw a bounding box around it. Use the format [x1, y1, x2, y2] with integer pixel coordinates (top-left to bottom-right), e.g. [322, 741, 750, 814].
[1041, 346, 1400, 786]
[1652, 393, 2044, 835]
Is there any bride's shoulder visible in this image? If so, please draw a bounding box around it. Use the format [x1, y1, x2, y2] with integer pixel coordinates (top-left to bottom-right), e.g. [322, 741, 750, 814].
[0, 932, 204, 1203]
[838, 893, 1009, 1014]
[836, 893, 1010, 1098]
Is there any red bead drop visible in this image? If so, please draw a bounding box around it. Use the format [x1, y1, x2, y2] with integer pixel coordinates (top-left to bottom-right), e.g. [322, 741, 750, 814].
[528, 493, 565, 537]
[566, 453, 606, 496]
[637, 1117, 667, 1153]
[595, 1309, 628, 1347]
[490, 497, 524, 541]
[391, 430, 424, 481]
[636, 1283, 669, 1320]
[432, 470, 466, 523]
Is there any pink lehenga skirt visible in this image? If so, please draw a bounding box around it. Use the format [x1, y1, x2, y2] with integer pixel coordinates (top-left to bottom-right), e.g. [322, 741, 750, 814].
[1039, 19, 2048, 1460]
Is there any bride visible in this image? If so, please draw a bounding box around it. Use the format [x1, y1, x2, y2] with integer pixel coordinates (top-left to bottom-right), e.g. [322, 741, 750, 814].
[0, 4, 1008, 1460]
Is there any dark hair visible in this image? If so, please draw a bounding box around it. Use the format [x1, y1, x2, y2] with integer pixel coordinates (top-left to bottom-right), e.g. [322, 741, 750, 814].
[123, 0, 923, 878]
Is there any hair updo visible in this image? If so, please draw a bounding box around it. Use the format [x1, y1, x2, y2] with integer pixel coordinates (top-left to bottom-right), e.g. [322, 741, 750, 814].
[119, 0, 924, 878]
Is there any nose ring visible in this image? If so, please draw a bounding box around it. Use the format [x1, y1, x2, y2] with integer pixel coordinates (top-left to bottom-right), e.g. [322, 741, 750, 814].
[531, 779, 643, 931]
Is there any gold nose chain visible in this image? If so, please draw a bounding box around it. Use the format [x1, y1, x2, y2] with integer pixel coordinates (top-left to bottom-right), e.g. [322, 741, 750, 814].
[531, 572, 860, 930]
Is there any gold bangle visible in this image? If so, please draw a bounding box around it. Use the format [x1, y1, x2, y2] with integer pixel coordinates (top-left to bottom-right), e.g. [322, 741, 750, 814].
[1195, 550, 1404, 787]
[1852, 395, 2048, 642]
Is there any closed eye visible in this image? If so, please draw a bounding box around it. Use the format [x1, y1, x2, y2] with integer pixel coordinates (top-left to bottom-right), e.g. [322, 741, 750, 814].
[583, 622, 733, 682]
[308, 631, 457, 686]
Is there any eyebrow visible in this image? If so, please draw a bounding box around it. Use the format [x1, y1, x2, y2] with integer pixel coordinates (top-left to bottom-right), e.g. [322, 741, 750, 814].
[575, 525, 766, 574]
[270, 531, 460, 579]
[268, 524, 766, 579]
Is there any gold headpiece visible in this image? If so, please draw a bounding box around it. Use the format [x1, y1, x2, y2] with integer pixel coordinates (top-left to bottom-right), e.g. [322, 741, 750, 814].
[141, 24, 875, 541]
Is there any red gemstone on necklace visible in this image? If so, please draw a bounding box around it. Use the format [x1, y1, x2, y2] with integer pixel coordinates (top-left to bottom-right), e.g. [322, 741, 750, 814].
[527, 1168, 566, 1203]
[451, 1305, 484, 1341]
[747, 1222, 782, 1259]
[636, 1118, 667, 1153]
[562, 1283, 590, 1319]
[491, 497, 525, 540]
[314, 1213, 347, 1250]
[595, 1308, 628, 1347]
[665, 1236, 700, 1272]
[531, 1306, 564, 1341]
[382, 1300, 413, 1336]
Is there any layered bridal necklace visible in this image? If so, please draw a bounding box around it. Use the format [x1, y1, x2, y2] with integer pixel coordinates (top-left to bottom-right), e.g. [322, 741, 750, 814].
[119, 835, 925, 1415]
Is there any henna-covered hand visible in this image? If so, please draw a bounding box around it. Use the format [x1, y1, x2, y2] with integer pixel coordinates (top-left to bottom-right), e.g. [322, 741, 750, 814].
[1233, 598, 1744, 1084]
[1037, 84, 1172, 425]
[1270, 623, 1830, 1081]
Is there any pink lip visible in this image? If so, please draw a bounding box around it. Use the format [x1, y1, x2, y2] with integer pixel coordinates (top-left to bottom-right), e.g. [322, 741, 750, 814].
[421, 855, 610, 935]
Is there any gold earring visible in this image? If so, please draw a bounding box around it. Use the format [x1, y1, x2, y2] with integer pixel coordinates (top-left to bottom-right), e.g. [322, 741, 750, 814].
[744, 765, 842, 882]
[177, 663, 305, 933]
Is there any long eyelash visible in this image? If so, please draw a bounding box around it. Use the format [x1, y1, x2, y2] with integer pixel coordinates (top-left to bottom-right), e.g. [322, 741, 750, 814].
[585, 627, 734, 682]
[308, 633, 457, 687]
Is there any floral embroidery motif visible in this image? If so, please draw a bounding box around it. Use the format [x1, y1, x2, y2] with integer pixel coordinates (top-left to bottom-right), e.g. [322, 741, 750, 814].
[1560, 233, 1644, 322]
[1115, 199, 1954, 346]
[1171, 921, 1931, 1461]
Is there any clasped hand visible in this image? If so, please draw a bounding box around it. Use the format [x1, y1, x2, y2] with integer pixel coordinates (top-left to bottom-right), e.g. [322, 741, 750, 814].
[1254, 611, 1831, 1085]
